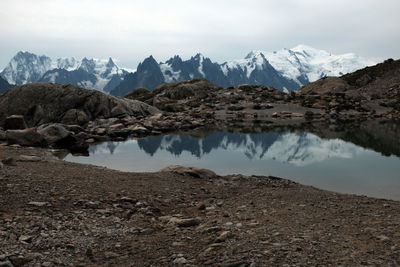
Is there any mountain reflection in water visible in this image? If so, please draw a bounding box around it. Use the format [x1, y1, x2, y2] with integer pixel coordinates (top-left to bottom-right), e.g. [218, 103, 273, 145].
[69, 130, 400, 200]
[129, 132, 361, 166]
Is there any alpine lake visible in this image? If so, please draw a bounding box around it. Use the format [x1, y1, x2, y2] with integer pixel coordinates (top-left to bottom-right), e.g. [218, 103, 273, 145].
[66, 120, 400, 201]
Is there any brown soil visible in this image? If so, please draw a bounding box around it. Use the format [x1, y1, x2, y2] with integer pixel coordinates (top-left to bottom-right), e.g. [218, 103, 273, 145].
[1, 145, 400, 266]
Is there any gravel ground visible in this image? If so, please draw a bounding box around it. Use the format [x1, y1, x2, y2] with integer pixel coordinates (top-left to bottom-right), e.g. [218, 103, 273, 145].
[1, 144, 400, 266]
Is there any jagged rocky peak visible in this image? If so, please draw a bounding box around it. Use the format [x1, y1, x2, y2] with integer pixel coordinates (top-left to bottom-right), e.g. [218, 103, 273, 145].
[1, 51, 53, 85]
[166, 55, 183, 65]
[106, 57, 116, 68]
[79, 57, 96, 73]
[192, 53, 204, 60]
[138, 55, 159, 70]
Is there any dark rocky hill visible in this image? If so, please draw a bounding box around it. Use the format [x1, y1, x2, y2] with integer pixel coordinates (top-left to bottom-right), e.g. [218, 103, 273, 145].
[297, 59, 400, 113]
[0, 83, 159, 127]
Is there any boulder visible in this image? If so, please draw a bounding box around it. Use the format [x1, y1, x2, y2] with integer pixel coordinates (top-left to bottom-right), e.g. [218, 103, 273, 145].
[160, 165, 217, 179]
[61, 109, 89, 125]
[6, 128, 46, 146]
[4, 115, 27, 130]
[37, 124, 73, 144]
[0, 83, 160, 128]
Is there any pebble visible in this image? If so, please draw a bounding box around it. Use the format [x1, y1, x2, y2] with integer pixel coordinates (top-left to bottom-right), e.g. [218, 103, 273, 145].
[175, 218, 201, 227]
[173, 257, 188, 264]
[28, 202, 49, 207]
[19, 155, 41, 162]
[215, 231, 231, 243]
[104, 252, 119, 259]
[19, 235, 33, 243]
[1, 158, 15, 166]
[197, 202, 206, 210]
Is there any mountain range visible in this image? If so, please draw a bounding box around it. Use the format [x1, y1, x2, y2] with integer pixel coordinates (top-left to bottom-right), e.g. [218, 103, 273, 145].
[0, 51, 127, 92]
[0, 45, 375, 96]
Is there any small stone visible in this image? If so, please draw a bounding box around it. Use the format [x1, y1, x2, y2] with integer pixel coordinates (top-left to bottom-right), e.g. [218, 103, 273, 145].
[19, 235, 33, 243]
[118, 196, 136, 203]
[104, 252, 119, 259]
[173, 257, 188, 265]
[176, 218, 201, 227]
[172, 242, 185, 247]
[85, 201, 100, 209]
[140, 228, 154, 235]
[377, 235, 390, 241]
[85, 248, 94, 259]
[19, 155, 41, 162]
[28, 201, 49, 207]
[202, 226, 222, 233]
[1, 157, 15, 166]
[95, 128, 107, 135]
[197, 202, 206, 210]
[215, 231, 231, 243]
[272, 112, 279, 118]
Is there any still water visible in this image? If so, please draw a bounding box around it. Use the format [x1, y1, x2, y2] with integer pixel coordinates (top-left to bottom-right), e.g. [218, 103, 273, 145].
[66, 130, 400, 200]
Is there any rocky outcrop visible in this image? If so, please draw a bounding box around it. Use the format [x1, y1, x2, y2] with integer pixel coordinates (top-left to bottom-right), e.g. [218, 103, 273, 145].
[124, 78, 223, 112]
[297, 59, 400, 115]
[0, 83, 160, 128]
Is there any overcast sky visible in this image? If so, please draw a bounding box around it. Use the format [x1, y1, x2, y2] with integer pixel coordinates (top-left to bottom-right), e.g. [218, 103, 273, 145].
[0, 0, 399, 69]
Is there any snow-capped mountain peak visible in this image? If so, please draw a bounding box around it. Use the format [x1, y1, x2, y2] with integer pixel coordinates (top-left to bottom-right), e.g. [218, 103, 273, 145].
[245, 50, 265, 59]
[263, 45, 376, 85]
[56, 57, 80, 71]
[221, 50, 270, 78]
[1, 51, 53, 85]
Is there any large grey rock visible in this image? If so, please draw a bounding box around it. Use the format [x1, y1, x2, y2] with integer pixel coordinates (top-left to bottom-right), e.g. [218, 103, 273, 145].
[37, 124, 73, 144]
[6, 128, 46, 146]
[160, 165, 217, 179]
[0, 83, 160, 128]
